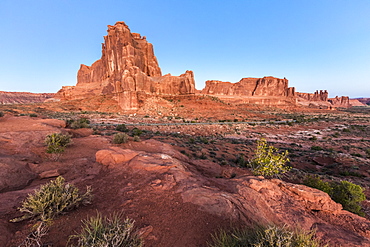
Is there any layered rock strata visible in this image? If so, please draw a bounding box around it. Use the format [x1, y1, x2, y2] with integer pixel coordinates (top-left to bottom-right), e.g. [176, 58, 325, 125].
[328, 96, 351, 108]
[297, 90, 328, 102]
[55, 22, 195, 110]
[201, 77, 295, 97]
[200, 77, 297, 107]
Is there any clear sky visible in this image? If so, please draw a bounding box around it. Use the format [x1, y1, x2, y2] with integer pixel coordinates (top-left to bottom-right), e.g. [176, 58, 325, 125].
[1, 0, 369, 98]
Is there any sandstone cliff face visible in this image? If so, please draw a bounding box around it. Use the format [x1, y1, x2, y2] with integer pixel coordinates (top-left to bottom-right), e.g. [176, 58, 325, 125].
[55, 22, 195, 110]
[0, 91, 54, 104]
[297, 91, 352, 108]
[328, 96, 351, 107]
[201, 77, 295, 97]
[297, 90, 328, 102]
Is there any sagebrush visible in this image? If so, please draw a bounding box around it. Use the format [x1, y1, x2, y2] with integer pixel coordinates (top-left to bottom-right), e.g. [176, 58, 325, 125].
[45, 132, 71, 154]
[11, 176, 92, 222]
[68, 212, 143, 247]
[209, 224, 327, 247]
[113, 133, 129, 144]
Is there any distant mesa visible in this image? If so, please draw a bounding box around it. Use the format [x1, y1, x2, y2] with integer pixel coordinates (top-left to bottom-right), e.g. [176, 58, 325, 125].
[0, 91, 54, 105]
[51, 21, 353, 110]
[201, 78, 352, 109]
[55, 21, 195, 111]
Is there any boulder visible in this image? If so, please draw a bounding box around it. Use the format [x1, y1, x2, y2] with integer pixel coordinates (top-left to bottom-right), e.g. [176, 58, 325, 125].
[0, 158, 37, 192]
[95, 147, 140, 166]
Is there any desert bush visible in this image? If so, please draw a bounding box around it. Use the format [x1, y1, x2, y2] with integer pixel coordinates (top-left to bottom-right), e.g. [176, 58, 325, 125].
[45, 133, 71, 156]
[113, 133, 129, 144]
[68, 212, 143, 247]
[68, 118, 90, 129]
[116, 124, 129, 132]
[29, 113, 38, 117]
[311, 146, 323, 151]
[235, 154, 248, 167]
[0, 111, 4, 117]
[133, 135, 141, 142]
[132, 128, 143, 136]
[304, 176, 366, 216]
[209, 224, 327, 247]
[249, 138, 291, 177]
[303, 175, 332, 194]
[366, 148, 370, 158]
[11, 176, 92, 222]
[331, 180, 366, 216]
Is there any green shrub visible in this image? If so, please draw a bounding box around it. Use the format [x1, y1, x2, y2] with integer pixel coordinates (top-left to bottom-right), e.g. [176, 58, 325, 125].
[351, 153, 362, 158]
[249, 138, 291, 177]
[235, 154, 248, 167]
[68, 212, 143, 247]
[0, 111, 4, 117]
[29, 113, 38, 117]
[366, 148, 370, 158]
[116, 124, 129, 132]
[133, 135, 141, 142]
[132, 128, 143, 136]
[11, 176, 92, 222]
[45, 133, 71, 155]
[303, 176, 366, 216]
[310, 146, 323, 151]
[303, 175, 332, 194]
[68, 118, 90, 129]
[209, 225, 326, 247]
[331, 180, 366, 216]
[113, 133, 129, 144]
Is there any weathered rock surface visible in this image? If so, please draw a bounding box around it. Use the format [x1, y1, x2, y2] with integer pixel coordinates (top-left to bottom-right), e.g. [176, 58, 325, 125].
[0, 91, 54, 104]
[94, 140, 370, 246]
[55, 22, 195, 111]
[0, 158, 37, 192]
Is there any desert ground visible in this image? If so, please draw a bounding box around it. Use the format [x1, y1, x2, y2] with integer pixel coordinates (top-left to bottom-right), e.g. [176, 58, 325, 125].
[0, 98, 370, 246]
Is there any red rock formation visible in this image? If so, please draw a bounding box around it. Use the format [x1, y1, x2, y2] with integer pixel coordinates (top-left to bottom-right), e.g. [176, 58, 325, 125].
[201, 77, 295, 97]
[297, 90, 328, 102]
[328, 96, 351, 108]
[0, 91, 54, 104]
[55, 22, 195, 111]
[297, 90, 353, 108]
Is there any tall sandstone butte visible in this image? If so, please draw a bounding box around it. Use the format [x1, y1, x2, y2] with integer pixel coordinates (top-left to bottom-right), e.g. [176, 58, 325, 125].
[56, 22, 195, 110]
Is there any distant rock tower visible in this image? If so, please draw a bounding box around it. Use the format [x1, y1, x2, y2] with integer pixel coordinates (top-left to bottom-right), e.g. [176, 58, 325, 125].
[56, 22, 195, 110]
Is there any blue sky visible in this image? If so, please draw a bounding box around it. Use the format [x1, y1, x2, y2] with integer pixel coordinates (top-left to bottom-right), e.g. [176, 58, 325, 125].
[0, 0, 369, 98]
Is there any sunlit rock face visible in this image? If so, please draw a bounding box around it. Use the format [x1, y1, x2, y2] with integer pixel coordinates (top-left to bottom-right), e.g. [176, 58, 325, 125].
[201, 76, 295, 97]
[56, 22, 195, 110]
